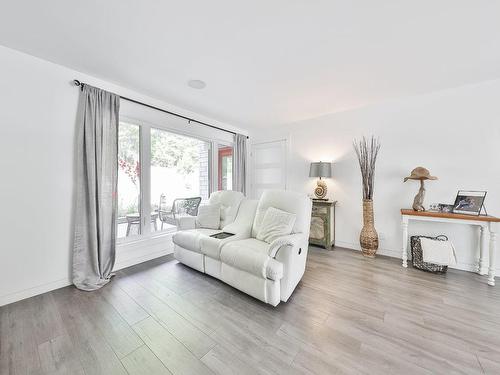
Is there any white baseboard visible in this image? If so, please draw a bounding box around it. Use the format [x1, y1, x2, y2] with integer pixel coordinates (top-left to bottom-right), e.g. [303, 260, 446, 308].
[0, 236, 175, 307]
[335, 240, 401, 258]
[334, 240, 500, 273]
[113, 248, 173, 271]
[0, 277, 71, 307]
[114, 233, 174, 270]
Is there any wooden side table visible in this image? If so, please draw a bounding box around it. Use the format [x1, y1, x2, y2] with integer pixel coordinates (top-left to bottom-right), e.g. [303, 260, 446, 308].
[401, 209, 500, 286]
[309, 200, 337, 249]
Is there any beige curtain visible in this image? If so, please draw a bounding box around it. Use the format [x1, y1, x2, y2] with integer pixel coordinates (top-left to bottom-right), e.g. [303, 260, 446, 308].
[72, 84, 120, 291]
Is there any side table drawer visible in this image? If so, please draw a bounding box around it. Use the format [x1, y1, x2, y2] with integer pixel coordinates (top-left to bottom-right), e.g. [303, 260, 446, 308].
[312, 206, 328, 215]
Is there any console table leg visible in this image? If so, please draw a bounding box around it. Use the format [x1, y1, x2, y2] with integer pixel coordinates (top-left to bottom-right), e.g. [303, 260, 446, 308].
[488, 222, 497, 286]
[478, 225, 487, 275]
[402, 218, 409, 268]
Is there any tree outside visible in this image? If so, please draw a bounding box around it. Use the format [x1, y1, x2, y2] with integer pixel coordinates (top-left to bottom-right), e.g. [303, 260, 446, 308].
[117, 123, 208, 234]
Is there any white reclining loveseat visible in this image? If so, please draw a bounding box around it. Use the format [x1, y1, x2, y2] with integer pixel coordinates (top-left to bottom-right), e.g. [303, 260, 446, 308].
[172, 189, 312, 306]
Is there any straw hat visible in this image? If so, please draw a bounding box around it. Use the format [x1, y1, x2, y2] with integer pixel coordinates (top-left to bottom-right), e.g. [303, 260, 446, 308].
[404, 167, 438, 182]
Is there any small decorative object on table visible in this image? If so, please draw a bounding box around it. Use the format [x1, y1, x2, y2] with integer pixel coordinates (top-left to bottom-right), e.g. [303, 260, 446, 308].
[353, 136, 381, 257]
[309, 162, 332, 200]
[410, 235, 449, 273]
[429, 203, 454, 213]
[438, 203, 454, 213]
[404, 167, 437, 211]
[452, 190, 487, 216]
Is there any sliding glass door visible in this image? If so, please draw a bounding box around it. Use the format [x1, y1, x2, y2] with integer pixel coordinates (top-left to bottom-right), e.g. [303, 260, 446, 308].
[116, 120, 217, 242]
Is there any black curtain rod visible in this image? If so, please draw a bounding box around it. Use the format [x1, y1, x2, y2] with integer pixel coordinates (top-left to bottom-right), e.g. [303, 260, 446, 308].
[73, 79, 248, 139]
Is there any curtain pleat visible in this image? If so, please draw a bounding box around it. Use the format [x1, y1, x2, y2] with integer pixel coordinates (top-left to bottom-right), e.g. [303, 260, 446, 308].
[233, 134, 247, 194]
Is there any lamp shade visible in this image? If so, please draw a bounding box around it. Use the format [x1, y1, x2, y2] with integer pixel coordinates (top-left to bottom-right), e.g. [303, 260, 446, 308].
[309, 162, 332, 178]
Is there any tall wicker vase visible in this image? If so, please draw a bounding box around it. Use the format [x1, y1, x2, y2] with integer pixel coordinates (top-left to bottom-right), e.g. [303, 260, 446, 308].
[360, 199, 379, 257]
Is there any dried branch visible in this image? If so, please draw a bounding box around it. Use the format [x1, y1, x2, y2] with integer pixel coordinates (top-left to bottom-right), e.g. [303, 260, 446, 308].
[353, 136, 381, 200]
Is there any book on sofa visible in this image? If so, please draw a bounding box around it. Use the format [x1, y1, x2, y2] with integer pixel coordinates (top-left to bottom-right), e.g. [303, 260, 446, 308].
[209, 232, 235, 239]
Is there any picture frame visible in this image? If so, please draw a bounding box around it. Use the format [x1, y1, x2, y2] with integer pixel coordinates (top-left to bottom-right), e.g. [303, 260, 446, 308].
[452, 190, 487, 216]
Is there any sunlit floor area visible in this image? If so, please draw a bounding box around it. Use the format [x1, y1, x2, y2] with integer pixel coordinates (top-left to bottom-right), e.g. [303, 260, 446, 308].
[2, 247, 499, 375]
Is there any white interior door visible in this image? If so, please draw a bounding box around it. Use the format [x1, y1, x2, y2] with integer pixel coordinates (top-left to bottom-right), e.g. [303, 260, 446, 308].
[250, 140, 287, 199]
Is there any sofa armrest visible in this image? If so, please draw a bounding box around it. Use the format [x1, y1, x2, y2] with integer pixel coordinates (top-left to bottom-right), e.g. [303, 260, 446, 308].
[177, 216, 196, 230]
[268, 233, 306, 258]
[271, 232, 309, 302]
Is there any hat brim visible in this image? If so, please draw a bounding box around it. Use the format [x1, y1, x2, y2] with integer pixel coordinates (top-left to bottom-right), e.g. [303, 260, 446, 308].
[404, 175, 438, 182]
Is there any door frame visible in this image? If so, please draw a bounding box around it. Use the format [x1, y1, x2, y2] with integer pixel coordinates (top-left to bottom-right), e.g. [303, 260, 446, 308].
[249, 138, 288, 198]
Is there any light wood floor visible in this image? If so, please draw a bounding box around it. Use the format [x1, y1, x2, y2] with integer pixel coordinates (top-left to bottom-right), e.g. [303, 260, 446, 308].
[2, 247, 500, 375]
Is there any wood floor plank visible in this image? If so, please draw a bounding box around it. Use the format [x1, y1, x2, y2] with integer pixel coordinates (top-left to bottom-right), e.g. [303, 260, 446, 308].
[0, 298, 43, 374]
[38, 335, 86, 375]
[78, 290, 144, 358]
[3, 247, 500, 374]
[30, 293, 66, 345]
[132, 317, 214, 375]
[121, 345, 172, 375]
[184, 282, 285, 332]
[51, 288, 128, 375]
[200, 344, 266, 375]
[324, 311, 483, 374]
[279, 319, 362, 359]
[182, 289, 300, 374]
[130, 271, 220, 335]
[100, 281, 150, 325]
[116, 276, 216, 358]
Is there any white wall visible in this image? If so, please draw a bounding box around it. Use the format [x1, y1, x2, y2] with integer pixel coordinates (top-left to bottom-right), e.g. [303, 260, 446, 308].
[0, 45, 246, 306]
[251, 79, 500, 273]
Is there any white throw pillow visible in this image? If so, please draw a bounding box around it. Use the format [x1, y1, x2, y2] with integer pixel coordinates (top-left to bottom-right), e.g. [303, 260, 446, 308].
[257, 207, 296, 243]
[196, 203, 221, 229]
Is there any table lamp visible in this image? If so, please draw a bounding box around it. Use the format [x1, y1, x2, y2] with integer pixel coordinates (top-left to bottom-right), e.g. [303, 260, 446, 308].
[309, 161, 332, 200]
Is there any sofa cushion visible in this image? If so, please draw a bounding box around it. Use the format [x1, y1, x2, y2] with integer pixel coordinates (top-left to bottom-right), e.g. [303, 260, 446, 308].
[196, 203, 221, 229]
[220, 238, 284, 281]
[222, 199, 258, 237]
[209, 190, 244, 228]
[252, 190, 312, 238]
[200, 235, 228, 260]
[172, 228, 220, 253]
[256, 207, 296, 243]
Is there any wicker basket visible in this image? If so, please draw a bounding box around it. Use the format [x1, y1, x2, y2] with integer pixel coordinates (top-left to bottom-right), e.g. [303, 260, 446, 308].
[410, 235, 448, 273]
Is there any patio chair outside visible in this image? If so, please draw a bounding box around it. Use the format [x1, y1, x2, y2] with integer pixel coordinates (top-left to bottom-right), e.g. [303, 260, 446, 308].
[158, 195, 202, 230]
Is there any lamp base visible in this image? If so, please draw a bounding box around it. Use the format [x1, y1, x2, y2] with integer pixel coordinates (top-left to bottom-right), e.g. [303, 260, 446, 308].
[314, 179, 328, 199]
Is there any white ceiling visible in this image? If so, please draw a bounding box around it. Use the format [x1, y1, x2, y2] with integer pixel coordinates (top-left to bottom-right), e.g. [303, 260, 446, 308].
[1, 1, 500, 129]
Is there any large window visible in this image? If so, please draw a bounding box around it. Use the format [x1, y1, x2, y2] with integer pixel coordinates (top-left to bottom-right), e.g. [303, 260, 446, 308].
[116, 120, 221, 241]
[150, 128, 210, 233]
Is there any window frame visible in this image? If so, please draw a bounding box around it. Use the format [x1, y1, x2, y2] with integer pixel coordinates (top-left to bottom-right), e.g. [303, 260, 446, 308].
[117, 115, 232, 246]
[116, 120, 143, 242]
[217, 145, 234, 191]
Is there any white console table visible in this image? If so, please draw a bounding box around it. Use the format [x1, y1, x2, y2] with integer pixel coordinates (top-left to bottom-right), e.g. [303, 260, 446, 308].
[401, 209, 500, 286]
